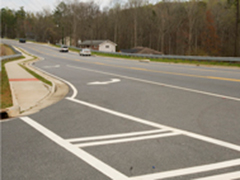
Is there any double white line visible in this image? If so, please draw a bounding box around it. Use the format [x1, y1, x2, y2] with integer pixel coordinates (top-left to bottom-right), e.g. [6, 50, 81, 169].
[21, 116, 240, 180]
[67, 129, 180, 148]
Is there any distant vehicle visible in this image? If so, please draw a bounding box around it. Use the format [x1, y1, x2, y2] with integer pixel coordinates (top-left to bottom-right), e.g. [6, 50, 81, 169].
[60, 45, 68, 52]
[19, 39, 26, 43]
[80, 48, 91, 56]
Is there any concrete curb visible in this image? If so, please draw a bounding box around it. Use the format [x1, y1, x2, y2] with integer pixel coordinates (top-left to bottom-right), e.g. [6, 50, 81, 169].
[1, 59, 46, 119]
[18, 58, 56, 114]
[1, 47, 69, 120]
[1, 51, 23, 119]
[16, 54, 69, 116]
[7, 82, 21, 117]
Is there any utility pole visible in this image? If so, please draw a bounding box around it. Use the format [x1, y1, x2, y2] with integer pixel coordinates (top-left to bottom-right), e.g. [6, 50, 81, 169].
[5, 24, 7, 38]
[234, 0, 239, 56]
[62, 26, 64, 44]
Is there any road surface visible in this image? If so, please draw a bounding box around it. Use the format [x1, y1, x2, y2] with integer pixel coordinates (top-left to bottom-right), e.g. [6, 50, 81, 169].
[2, 39, 240, 180]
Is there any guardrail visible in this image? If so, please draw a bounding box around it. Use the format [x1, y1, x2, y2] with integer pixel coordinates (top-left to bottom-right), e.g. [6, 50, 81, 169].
[0, 44, 22, 61]
[57, 44, 240, 62]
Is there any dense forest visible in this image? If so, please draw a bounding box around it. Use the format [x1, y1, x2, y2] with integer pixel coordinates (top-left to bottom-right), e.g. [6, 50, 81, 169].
[1, 0, 239, 56]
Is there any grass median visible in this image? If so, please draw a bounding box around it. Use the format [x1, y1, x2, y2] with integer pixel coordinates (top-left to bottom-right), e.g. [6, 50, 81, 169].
[18, 63, 52, 86]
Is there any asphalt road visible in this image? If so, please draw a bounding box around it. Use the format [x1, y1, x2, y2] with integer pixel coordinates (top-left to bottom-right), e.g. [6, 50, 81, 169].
[2, 39, 240, 180]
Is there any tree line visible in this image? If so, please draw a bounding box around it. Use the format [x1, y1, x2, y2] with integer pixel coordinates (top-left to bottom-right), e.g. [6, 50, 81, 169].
[1, 0, 239, 57]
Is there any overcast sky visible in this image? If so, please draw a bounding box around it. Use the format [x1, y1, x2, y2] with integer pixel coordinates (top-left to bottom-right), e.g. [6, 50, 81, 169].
[0, 0, 160, 13]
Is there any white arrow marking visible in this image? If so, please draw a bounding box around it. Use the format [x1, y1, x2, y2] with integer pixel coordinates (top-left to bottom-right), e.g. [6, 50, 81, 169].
[88, 79, 121, 85]
[43, 65, 60, 68]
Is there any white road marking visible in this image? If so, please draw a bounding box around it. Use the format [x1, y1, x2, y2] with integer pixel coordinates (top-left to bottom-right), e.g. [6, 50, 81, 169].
[75, 132, 180, 148]
[66, 97, 240, 152]
[129, 159, 240, 180]
[31, 63, 78, 99]
[67, 65, 240, 102]
[193, 171, 240, 180]
[13, 46, 240, 180]
[67, 129, 168, 143]
[43, 65, 60, 68]
[88, 78, 121, 85]
[20, 117, 129, 180]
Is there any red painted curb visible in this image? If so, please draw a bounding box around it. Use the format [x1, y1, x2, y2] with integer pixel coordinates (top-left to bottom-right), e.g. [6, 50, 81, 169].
[9, 78, 39, 81]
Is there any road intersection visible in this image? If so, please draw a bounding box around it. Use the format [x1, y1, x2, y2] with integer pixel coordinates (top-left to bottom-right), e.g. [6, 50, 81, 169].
[2, 39, 240, 179]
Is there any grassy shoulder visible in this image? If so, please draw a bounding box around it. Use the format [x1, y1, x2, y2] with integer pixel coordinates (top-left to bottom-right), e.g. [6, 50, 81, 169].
[1, 53, 52, 109]
[0, 43, 15, 56]
[92, 52, 240, 68]
[149, 58, 240, 67]
[1, 56, 25, 109]
[52, 44, 240, 67]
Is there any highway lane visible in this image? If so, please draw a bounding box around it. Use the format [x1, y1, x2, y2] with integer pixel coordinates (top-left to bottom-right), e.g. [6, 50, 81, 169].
[3, 39, 240, 99]
[2, 39, 240, 179]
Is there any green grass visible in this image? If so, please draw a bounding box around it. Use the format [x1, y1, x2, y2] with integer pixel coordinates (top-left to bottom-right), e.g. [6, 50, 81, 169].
[19, 63, 52, 86]
[52, 44, 61, 49]
[1, 56, 25, 109]
[18, 47, 37, 58]
[92, 52, 143, 60]
[92, 52, 240, 67]
[53, 44, 240, 67]
[16, 47, 52, 86]
[69, 47, 80, 53]
[149, 58, 240, 67]
[1, 53, 52, 109]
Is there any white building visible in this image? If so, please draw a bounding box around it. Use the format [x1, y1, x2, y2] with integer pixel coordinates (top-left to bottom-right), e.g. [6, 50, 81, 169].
[79, 40, 117, 52]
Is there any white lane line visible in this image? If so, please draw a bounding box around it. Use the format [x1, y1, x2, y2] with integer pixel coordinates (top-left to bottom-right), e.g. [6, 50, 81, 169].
[67, 65, 240, 102]
[20, 117, 129, 180]
[67, 129, 168, 143]
[129, 159, 240, 180]
[88, 78, 121, 85]
[31, 61, 78, 99]
[193, 171, 240, 180]
[66, 97, 240, 152]
[75, 132, 180, 148]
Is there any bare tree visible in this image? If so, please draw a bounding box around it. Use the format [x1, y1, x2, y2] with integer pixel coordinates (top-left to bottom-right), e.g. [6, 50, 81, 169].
[127, 0, 148, 47]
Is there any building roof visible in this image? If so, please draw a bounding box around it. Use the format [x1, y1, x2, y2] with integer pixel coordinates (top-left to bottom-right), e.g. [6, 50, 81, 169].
[121, 46, 162, 55]
[79, 40, 117, 46]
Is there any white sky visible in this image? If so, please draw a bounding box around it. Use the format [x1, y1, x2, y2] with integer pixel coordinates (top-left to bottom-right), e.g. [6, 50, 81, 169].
[0, 0, 160, 13]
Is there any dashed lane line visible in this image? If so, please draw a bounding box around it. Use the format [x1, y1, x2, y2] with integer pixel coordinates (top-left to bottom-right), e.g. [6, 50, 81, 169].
[15, 45, 240, 180]
[23, 46, 240, 82]
[20, 43, 240, 75]
[67, 65, 240, 102]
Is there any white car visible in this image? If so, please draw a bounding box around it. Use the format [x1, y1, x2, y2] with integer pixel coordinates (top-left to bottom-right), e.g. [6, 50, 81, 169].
[80, 48, 91, 56]
[60, 45, 68, 52]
